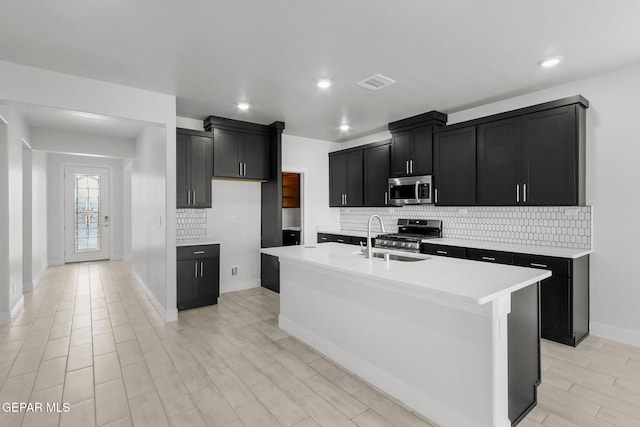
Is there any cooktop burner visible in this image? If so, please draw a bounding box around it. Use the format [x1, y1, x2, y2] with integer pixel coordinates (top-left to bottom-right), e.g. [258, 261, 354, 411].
[374, 219, 442, 252]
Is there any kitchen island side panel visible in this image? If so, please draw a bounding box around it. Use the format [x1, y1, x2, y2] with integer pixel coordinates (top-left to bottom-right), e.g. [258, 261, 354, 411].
[278, 259, 512, 427]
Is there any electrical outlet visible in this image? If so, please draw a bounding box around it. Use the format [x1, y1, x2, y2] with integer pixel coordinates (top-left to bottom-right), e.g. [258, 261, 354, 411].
[231, 266, 238, 276]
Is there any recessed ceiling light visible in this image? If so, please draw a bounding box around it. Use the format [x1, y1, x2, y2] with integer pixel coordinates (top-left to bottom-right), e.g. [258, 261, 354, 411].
[317, 79, 332, 89]
[540, 56, 563, 68]
[237, 102, 250, 111]
[339, 124, 350, 132]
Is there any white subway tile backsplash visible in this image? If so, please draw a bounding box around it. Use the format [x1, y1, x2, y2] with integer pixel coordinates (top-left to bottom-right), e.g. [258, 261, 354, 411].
[340, 205, 592, 249]
[176, 209, 207, 240]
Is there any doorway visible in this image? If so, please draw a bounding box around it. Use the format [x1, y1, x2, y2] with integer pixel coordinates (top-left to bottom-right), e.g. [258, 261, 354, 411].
[64, 166, 111, 263]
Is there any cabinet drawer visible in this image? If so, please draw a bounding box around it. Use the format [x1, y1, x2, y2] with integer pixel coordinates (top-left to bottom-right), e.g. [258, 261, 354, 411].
[467, 248, 514, 264]
[421, 244, 466, 259]
[177, 244, 220, 261]
[514, 254, 571, 278]
[317, 233, 352, 244]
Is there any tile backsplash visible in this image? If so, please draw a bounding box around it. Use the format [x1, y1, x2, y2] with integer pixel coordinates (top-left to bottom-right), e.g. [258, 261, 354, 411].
[176, 209, 207, 240]
[340, 205, 592, 249]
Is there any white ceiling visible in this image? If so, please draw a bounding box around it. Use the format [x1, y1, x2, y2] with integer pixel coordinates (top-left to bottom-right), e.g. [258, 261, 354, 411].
[2, 0, 640, 142]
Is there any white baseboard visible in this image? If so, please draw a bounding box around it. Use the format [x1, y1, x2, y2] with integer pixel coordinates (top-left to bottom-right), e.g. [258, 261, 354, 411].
[591, 321, 640, 348]
[220, 279, 260, 294]
[0, 296, 25, 324]
[131, 269, 178, 322]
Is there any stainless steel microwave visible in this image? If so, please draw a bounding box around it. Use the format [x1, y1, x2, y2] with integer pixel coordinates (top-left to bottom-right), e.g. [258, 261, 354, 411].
[388, 175, 433, 205]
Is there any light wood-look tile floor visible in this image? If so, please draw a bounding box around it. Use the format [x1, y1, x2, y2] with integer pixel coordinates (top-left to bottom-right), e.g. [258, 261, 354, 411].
[0, 261, 638, 427]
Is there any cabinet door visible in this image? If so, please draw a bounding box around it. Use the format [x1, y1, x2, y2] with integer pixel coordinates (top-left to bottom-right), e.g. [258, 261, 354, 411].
[433, 127, 477, 205]
[176, 133, 190, 208]
[197, 256, 220, 304]
[540, 276, 572, 339]
[329, 153, 348, 206]
[522, 105, 577, 205]
[177, 260, 197, 310]
[364, 144, 390, 206]
[477, 117, 522, 205]
[410, 125, 433, 175]
[213, 128, 242, 178]
[189, 135, 213, 208]
[345, 150, 363, 206]
[390, 131, 412, 177]
[242, 132, 269, 180]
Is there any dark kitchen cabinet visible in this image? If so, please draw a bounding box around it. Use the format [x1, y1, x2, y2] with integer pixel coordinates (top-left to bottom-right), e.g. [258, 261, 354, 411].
[329, 150, 363, 207]
[282, 230, 301, 246]
[420, 243, 467, 259]
[388, 111, 447, 178]
[177, 244, 220, 310]
[475, 99, 586, 206]
[389, 126, 436, 177]
[317, 233, 373, 247]
[176, 129, 213, 209]
[514, 253, 589, 346]
[433, 126, 476, 205]
[477, 117, 522, 205]
[364, 143, 390, 206]
[467, 248, 514, 265]
[212, 128, 268, 180]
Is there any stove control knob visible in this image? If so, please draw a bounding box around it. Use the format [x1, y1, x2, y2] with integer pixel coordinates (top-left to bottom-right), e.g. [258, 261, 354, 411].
[398, 242, 406, 248]
[391, 241, 397, 247]
[377, 240, 385, 247]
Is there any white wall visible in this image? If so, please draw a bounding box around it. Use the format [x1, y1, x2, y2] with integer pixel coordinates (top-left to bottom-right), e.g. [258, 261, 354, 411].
[0, 60, 176, 323]
[122, 160, 133, 261]
[131, 126, 175, 318]
[282, 134, 340, 244]
[30, 128, 136, 158]
[0, 105, 28, 321]
[207, 181, 262, 293]
[22, 145, 32, 290]
[46, 153, 126, 265]
[31, 151, 48, 288]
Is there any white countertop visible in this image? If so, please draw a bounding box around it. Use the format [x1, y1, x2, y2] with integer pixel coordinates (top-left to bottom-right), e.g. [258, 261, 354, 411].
[316, 228, 591, 259]
[176, 238, 221, 247]
[262, 243, 550, 305]
[422, 237, 592, 259]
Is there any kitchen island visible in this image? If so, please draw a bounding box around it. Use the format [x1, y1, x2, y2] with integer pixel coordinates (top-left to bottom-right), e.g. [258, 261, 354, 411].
[261, 243, 551, 427]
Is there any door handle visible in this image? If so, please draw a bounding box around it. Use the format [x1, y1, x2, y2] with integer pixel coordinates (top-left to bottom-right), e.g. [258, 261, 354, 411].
[410, 159, 413, 174]
[435, 189, 438, 204]
[239, 162, 242, 176]
[194, 262, 198, 278]
[200, 261, 204, 277]
[436, 250, 448, 255]
[530, 263, 548, 268]
[482, 256, 496, 261]
[405, 160, 409, 175]
[384, 191, 388, 205]
[523, 183, 527, 203]
[193, 251, 205, 254]
[192, 190, 196, 205]
[187, 190, 191, 205]
[516, 184, 520, 203]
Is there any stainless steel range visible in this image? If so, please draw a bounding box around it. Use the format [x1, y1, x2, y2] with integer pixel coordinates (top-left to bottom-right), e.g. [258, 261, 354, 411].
[374, 219, 442, 253]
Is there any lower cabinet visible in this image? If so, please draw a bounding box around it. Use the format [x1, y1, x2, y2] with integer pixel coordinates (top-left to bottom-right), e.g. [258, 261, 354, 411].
[422, 243, 589, 347]
[177, 244, 220, 310]
[317, 233, 372, 247]
[282, 230, 301, 246]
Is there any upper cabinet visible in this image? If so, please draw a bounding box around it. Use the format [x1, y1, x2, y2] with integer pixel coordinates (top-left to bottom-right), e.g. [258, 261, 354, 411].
[476, 100, 586, 206]
[388, 111, 447, 178]
[329, 149, 363, 207]
[176, 128, 213, 209]
[204, 116, 269, 181]
[433, 127, 477, 206]
[363, 143, 390, 206]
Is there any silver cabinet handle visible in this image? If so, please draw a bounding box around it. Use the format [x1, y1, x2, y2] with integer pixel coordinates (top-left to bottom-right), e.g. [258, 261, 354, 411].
[337, 239, 345, 243]
[193, 251, 205, 254]
[523, 183, 527, 203]
[405, 160, 409, 174]
[435, 189, 438, 204]
[193, 190, 196, 205]
[242, 162, 246, 176]
[194, 262, 198, 278]
[200, 261, 204, 277]
[415, 181, 420, 201]
[516, 184, 520, 203]
[187, 190, 191, 205]
[239, 162, 242, 176]
[436, 250, 448, 255]
[530, 263, 548, 268]
[482, 256, 496, 261]
[410, 159, 413, 174]
[384, 191, 388, 205]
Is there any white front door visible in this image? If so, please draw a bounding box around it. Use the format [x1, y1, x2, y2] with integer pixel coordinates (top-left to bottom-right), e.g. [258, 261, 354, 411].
[64, 166, 110, 263]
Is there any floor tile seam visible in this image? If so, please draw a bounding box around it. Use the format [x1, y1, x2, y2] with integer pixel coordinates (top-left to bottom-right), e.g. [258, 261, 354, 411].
[593, 403, 640, 424]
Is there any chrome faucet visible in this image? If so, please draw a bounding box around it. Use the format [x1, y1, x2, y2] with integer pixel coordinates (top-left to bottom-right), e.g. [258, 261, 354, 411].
[366, 215, 386, 259]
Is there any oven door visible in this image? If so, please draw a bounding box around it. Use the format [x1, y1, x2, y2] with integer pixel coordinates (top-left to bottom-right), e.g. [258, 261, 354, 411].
[388, 176, 432, 205]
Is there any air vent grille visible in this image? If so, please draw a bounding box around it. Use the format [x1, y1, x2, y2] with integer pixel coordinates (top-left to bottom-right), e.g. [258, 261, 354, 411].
[356, 74, 396, 91]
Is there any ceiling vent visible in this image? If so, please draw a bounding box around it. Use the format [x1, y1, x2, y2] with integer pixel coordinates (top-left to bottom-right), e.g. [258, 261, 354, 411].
[356, 74, 396, 91]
